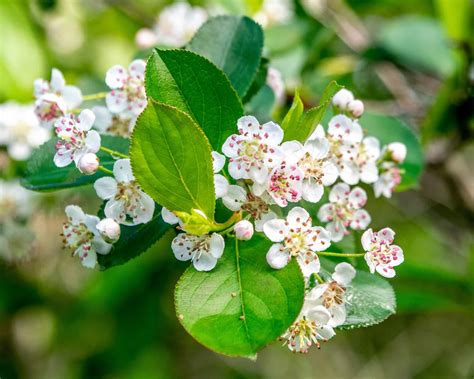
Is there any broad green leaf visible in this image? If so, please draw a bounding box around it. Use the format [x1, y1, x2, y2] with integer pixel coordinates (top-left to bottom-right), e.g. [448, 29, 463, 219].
[245, 84, 275, 123]
[175, 235, 305, 358]
[284, 81, 342, 142]
[361, 113, 424, 190]
[146, 49, 244, 150]
[435, 0, 471, 42]
[340, 269, 396, 329]
[130, 101, 216, 220]
[187, 16, 264, 98]
[242, 57, 269, 104]
[97, 206, 174, 270]
[281, 90, 303, 131]
[378, 15, 457, 77]
[21, 135, 129, 192]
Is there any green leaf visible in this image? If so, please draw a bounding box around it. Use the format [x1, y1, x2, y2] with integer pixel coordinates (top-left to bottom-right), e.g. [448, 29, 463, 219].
[21, 135, 129, 192]
[281, 90, 303, 131]
[175, 235, 305, 358]
[245, 84, 275, 123]
[435, 0, 471, 42]
[242, 57, 269, 104]
[361, 113, 424, 190]
[187, 15, 264, 98]
[98, 206, 174, 270]
[130, 101, 216, 220]
[146, 49, 244, 150]
[284, 81, 342, 142]
[340, 269, 396, 329]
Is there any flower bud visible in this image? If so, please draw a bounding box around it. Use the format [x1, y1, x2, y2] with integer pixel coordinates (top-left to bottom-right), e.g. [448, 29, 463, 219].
[78, 153, 99, 175]
[135, 28, 157, 49]
[332, 89, 354, 110]
[96, 218, 121, 243]
[387, 142, 407, 163]
[347, 99, 364, 118]
[234, 220, 254, 241]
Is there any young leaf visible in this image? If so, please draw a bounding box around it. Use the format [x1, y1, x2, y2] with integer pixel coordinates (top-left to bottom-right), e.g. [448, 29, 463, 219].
[340, 269, 396, 329]
[361, 113, 424, 190]
[283, 81, 342, 142]
[21, 135, 129, 192]
[130, 101, 216, 220]
[187, 15, 264, 98]
[175, 235, 305, 358]
[98, 206, 174, 270]
[281, 90, 304, 131]
[146, 49, 244, 150]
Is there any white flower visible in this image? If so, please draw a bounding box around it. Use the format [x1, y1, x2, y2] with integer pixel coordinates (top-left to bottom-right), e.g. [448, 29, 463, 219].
[0, 102, 49, 160]
[332, 89, 354, 110]
[374, 162, 402, 198]
[281, 295, 335, 353]
[34, 68, 82, 127]
[317, 183, 371, 242]
[347, 99, 364, 118]
[61, 205, 112, 269]
[281, 138, 338, 203]
[211, 151, 229, 198]
[53, 110, 100, 168]
[0, 180, 33, 222]
[265, 161, 304, 207]
[77, 153, 99, 175]
[105, 60, 147, 116]
[135, 27, 158, 49]
[387, 142, 407, 163]
[234, 220, 254, 240]
[362, 227, 404, 278]
[222, 116, 284, 184]
[171, 232, 224, 271]
[96, 218, 121, 243]
[162, 207, 181, 225]
[306, 262, 356, 327]
[266, 67, 285, 104]
[327, 114, 363, 145]
[254, 0, 293, 28]
[263, 207, 331, 277]
[338, 136, 380, 185]
[94, 159, 155, 225]
[222, 185, 277, 232]
[152, 2, 208, 47]
[92, 106, 137, 137]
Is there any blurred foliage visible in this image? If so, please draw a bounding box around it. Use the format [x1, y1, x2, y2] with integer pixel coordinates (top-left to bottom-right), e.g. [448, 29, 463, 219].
[0, 0, 473, 378]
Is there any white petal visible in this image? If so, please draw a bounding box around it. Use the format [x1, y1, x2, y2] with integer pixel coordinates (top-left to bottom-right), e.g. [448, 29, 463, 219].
[348, 187, 367, 209]
[302, 180, 324, 203]
[376, 265, 396, 278]
[326, 221, 345, 242]
[209, 233, 225, 258]
[261, 121, 284, 145]
[287, 206, 311, 226]
[307, 305, 331, 325]
[211, 151, 226, 173]
[78, 109, 96, 131]
[321, 161, 339, 186]
[361, 229, 374, 251]
[105, 199, 126, 223]
[263, 219, 288, 242]
[317, 325, 336, 340]
[74, 245, 97, 269]
[332, 262, 356, 286]
[128, 59, 146, 80]
[214, 174, 229, 198]
[297, 256, 320, 278]
[162, 207, 179, 224]
[329, 182, 350, 203]
[249, 165, 268, 184]
[92, 106, 113, 132]
[254, 211, 277, 232]
[9, 143, 31, 161]
[360, 162, 379, 184]
[171, 234, 194, 261]
[106, 91, 127, 113]
[54, 151, 73, 168]
[304, 137, 329, 160]
[307, 226, 331, 251]
[132, 192, 155, 224]
[221, 135, 240, 158]
[222, 185, 247, 211]
[328, 115, 362, 143]
[85, 130, 101, 153]
[390, 245, 404, 266]
[378, 227, 395, 244]
[105, 65, 128, 89]
[308, 124, 325, 140]
[193, 252, 218, 272]
[227, 160, 246, 180]
[92, 236, 113, 255]
[61, 85, 83, 109]
[340, 162, 360, 185]
[50, 68, 65, 91]
[266, 244, 290, 269]
[328, 304, 347, 327]
[280, 140, 303, 156]
[350, 209, 371, 230]
[113, 159, 134, 183]
[84, 215, 100, 233]
[65, 205, 86, 225]
[237, 115, 260, 134]
[363, 137, 381, 160]
[94, 177, 118, 200]
[317, 203, 334, 222]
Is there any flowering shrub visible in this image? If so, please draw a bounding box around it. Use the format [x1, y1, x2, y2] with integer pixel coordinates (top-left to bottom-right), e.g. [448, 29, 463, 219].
[20, 15, 424, 358]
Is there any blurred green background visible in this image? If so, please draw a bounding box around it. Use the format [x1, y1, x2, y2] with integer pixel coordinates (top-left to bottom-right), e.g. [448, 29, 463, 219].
[0, 0, 473, 378]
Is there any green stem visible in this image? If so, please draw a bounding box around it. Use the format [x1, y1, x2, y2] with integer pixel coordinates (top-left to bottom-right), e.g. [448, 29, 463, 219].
[318, 251, 365, 258]
[100, 146, 129, 159]
[313, 273, 324, 284]
[82, 92, 108, 101]
[98, 166, 113, 175]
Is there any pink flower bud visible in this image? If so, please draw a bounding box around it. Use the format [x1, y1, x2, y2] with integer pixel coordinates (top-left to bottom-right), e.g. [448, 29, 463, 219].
[78, 153, 99, 175]
[234, 220, 254, 241]
[332, 89, 354, 109]
[347, 99, 364, 118]
[387, 142, 407, 163]
[135, 28, 157, 49]
[96, 218, 121, 243]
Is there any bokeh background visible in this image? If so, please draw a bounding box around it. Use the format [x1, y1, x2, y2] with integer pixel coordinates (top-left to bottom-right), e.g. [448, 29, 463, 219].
[0, 0, 473, 378]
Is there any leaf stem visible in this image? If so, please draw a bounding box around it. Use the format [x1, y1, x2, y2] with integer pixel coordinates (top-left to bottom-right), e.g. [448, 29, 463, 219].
[82, 92, 108, 101]
[98, 165, 113, 175]
[314, 273, 324, 284]
[318, 251, 365, 258]
[100, 146, 129, 159]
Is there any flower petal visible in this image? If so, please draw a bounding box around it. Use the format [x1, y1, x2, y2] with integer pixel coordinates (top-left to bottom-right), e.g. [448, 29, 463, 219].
[193, 252, 218, 272]
[237, 115, 260, 134]
[211, 151, 226, 173]
[85, 130, 101, 153]
[222, 185, 247, 211]
[113, 159, 134, 183]
[266, 243, 289, 269]
[332, 262, 356, 286]
[263, 218, 288, 242]
[162, 207, 180, 225]
[209, 233, 225, 259]
[132, 192, 155, 225]
[329, 182, 350, 203]
[128, 59, 146, 80]
[65, 205, 85, 225]
[350, 209, 371, 230]
[105, 65, 128, 89]
[106, 90, 127, 113]
[302, 180, 324, 203]
[78, 109, 96, 131]
[50, 68, 65, 91]
[94, 177, 118, 199]
[287, 206, 311, 226]
[61, 85, 83, 109]
[214, 174, 229, 198]
[261, 121, 284, 145]
[361, 229, 374, 251]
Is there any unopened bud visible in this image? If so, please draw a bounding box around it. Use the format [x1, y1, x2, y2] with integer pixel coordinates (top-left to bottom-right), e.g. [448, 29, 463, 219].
[78, 153, 99, 175]
[234, 220, 254, 241]
[387, 142, 407, 163]
[332, 89, 354, 110]
[96, 218, 121, 243]
[135, 28, 157, 49]
[347, 99, 364, 118]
